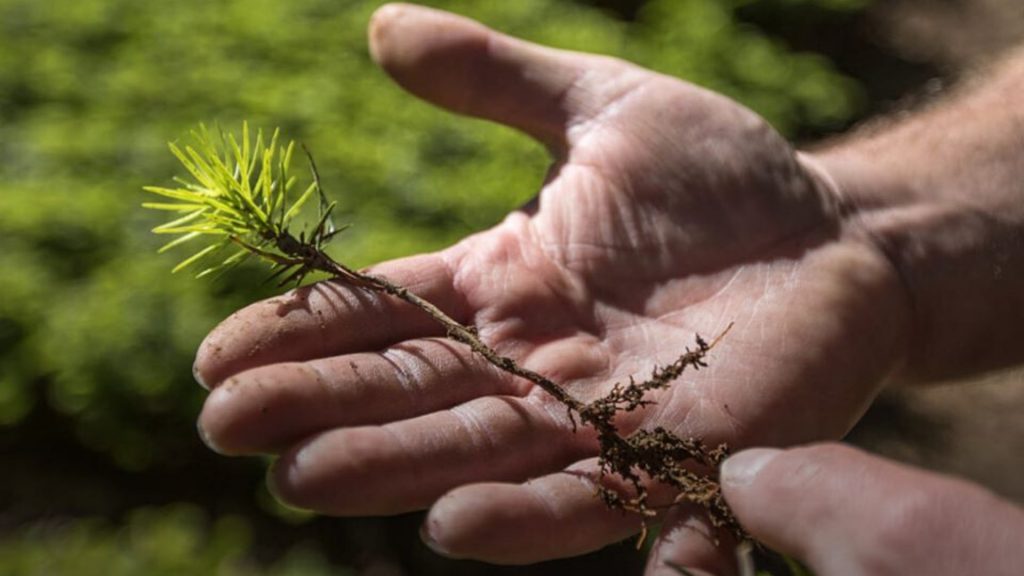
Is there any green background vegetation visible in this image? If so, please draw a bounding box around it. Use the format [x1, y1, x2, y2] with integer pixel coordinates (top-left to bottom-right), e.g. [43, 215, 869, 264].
[0, 0, 876, 573]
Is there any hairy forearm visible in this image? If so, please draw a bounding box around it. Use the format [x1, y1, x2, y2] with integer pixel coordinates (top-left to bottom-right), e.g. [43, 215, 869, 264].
[814, 50, 1024, 382]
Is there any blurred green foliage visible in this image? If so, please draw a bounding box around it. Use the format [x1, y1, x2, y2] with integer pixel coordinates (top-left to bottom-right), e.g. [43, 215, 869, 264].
[0, 504, 343, 576]
[0, 0, 866, 572]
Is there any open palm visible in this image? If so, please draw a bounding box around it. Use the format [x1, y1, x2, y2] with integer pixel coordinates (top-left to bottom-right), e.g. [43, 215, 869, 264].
[194, 4, 910, 574]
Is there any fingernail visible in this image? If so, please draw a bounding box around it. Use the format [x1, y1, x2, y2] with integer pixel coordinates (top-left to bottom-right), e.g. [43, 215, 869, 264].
[721, 448, 781, 488]
[196, 420, 223, 454]
[419, 519, 452, 557]
[192, 360, 209, 390]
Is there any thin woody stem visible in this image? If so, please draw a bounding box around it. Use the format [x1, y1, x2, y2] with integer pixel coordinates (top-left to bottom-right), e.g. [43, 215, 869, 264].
[285, 237, 729, 425]
[277, 226, 726, 426]
[281, 234, 586, 415]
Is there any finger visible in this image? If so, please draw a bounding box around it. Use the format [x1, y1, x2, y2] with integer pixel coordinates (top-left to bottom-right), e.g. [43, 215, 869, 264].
[420, 460, 636, 564]
[368, 3, 646, 150]
[193, 250, 468, 388]
[267, 395, 591, 516]
[645, 506, 735, 576]
[720, 444, 1024, 575]
[198, 338, 528, 455]
[418, 457, 703, 565]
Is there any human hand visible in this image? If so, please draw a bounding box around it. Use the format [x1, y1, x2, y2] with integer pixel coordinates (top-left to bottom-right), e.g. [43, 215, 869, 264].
[193, 3, 910, 572]
[650, 443, 1024, 576]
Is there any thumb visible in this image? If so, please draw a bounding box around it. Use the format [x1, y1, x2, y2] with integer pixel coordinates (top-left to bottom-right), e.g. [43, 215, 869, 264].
[720, 443, 1024, 576]
[367, 3, 644, 151]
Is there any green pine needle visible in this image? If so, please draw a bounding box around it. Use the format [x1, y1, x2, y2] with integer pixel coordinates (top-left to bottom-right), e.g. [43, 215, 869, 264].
[143, 123, 338, 279]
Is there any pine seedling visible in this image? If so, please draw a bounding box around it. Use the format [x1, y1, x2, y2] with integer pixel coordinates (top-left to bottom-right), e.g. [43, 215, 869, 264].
[145, 124, 747, 545]
[143, 123, 342, 284]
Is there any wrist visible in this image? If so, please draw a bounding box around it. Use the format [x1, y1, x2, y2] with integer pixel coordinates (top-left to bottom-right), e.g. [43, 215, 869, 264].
[809, 113, 1024, 382]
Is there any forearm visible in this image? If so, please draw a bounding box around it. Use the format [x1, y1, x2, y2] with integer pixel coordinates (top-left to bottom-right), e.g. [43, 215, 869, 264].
[814, 50, 1024, 382]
